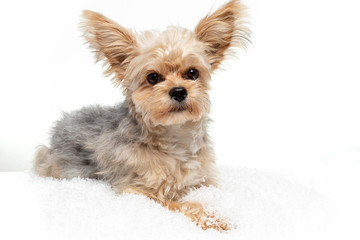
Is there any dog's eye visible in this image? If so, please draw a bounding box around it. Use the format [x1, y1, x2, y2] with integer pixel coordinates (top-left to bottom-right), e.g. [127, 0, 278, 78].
[147, 72, 163, 85]
[185, 68, 199, 80]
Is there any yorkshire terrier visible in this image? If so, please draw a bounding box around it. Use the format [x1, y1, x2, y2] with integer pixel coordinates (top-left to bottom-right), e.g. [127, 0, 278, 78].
[34, 0, 250, 231]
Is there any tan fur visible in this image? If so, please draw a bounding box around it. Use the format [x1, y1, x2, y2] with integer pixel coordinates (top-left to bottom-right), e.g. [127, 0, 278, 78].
[34, 146, 62, 178]
[81, 10, 137, 85]
[34, 0, 250, 232]
[123, 187, 229, 231]
[195, 0, 250, 70]
[87, 117, 217, 202]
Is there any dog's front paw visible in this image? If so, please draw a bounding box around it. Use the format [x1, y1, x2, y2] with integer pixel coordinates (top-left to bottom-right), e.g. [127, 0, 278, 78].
[176, 201, 233, 232]
[198, 211, 234, 232]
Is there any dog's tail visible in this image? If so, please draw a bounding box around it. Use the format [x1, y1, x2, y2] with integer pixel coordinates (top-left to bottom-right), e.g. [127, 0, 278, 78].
[33, 145, 61, 178]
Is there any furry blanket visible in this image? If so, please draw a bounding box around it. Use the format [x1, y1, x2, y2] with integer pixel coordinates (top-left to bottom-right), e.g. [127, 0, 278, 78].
[1, 163, 358, 240]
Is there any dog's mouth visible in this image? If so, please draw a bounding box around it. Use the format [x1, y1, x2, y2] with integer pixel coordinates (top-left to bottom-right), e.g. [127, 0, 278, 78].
[169, 108, 186, 113]
[168, 105, 191, 113]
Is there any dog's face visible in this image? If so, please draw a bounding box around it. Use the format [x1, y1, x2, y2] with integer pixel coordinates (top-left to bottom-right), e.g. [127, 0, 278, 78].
[128, 28, 212, 125]
[81, 0, 249, 126]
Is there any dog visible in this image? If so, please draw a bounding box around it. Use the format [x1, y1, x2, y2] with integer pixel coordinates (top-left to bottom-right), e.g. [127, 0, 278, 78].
[34, 0, 250, 231]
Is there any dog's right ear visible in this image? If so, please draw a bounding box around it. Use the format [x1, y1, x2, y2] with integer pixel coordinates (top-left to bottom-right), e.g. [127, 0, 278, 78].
[80, 10, 137, 85]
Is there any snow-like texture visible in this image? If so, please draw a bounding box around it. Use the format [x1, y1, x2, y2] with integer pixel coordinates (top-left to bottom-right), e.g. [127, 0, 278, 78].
[1, 165, 357, 240]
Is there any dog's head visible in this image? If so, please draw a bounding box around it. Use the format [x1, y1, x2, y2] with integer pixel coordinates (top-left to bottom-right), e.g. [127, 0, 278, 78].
[81, 0, 250, 126]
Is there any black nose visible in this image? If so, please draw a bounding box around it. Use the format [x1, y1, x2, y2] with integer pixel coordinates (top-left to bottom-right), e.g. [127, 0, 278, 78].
[169, 87, 188, 102]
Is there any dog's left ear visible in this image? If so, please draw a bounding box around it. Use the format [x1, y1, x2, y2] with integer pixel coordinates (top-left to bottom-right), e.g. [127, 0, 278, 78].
[81, 10, 137, 85]
[194, 0, 250, 71]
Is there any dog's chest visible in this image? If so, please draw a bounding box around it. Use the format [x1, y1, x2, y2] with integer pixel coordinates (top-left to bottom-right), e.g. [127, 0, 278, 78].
[163, 123, 204, 156]
[134, 125, 206, 194]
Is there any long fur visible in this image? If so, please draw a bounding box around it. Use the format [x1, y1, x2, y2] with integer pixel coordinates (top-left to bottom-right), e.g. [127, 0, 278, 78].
[34, 0, 250, 231]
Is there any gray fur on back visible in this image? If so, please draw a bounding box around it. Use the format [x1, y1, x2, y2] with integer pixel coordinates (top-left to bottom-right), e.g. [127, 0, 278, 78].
[49, 101, 140, 179]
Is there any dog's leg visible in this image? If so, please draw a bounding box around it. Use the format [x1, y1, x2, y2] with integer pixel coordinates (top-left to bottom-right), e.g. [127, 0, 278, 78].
[121, 187, 230, 231]
[33, 146, 62, 178]
[165, 201, 230, 231]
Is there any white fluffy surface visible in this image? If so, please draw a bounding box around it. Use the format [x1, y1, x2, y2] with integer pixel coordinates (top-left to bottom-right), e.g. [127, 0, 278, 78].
[1, 164, 358, 240]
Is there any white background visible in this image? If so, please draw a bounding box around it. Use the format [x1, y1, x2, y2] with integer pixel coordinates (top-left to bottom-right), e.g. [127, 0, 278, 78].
[0, 0, 359, 185]
[1, 1, 360, 238]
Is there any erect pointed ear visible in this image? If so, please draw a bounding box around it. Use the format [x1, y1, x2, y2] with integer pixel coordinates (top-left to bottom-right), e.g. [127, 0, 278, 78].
[80, 10, 137, 85]
[194, 0, 251, 71]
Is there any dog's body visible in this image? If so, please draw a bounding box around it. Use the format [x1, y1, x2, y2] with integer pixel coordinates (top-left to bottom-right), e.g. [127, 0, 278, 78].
[36, 101, 217, 201]
[34, 0, 250, 231]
